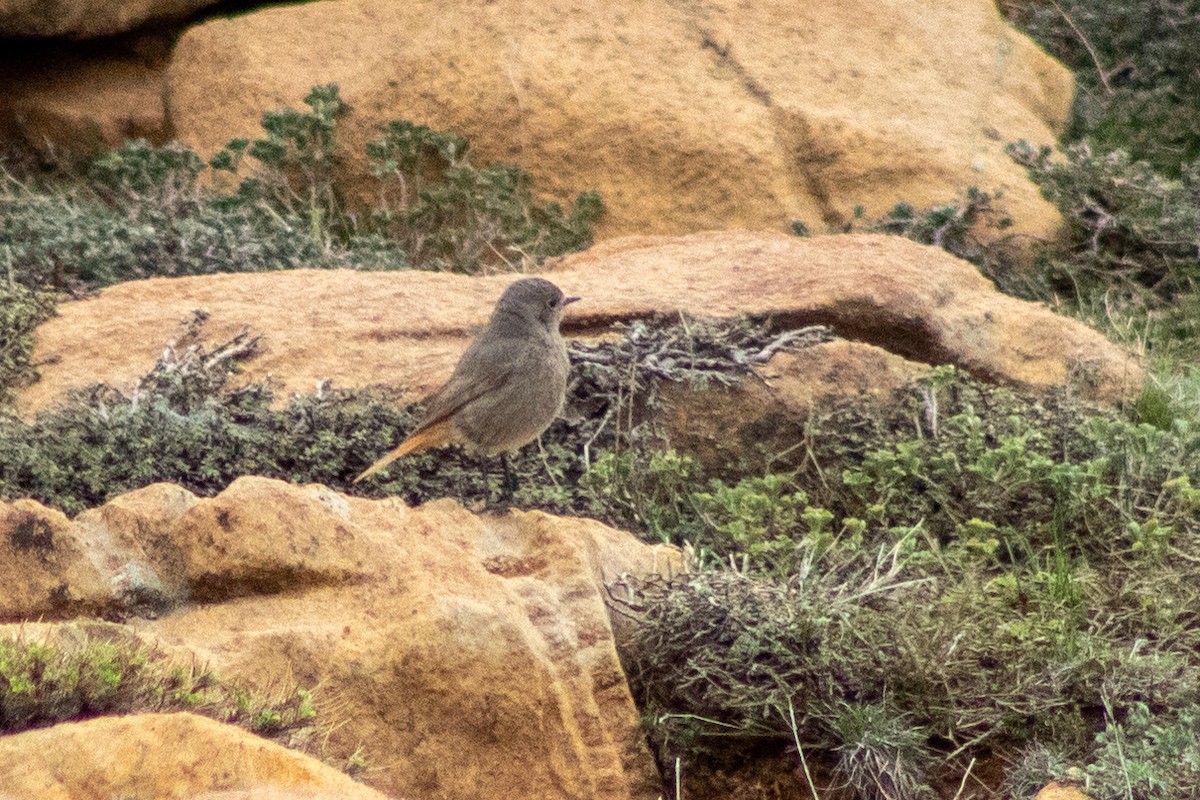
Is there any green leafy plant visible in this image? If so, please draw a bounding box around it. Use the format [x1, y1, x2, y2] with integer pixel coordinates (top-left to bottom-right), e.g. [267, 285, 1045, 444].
[366, 120, 603, 271]
[0, 625, 320, 753]
[582, 450, 702, 542]
[0, 282, 54, 402]
[829, 703, 933, 800]
[690, 474, 812, 572]
[615, 365, 1200, 799]
[0, 84, 602, 297]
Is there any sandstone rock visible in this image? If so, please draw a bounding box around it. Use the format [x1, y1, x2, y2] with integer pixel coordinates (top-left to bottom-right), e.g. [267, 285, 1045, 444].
[1033, 782, 1092, 800]
[0, 712, 387, 800]
[169, 479, 386, 603]
[0, 477, 677, 800]
[659, 340, 930, 472]
[0, 0, 215, 38]
[133, 479, 673, 800]
[0, 483, 205, 621]
[165, 0, 1072, 239]
[0, 499, 110, 620]
[0, 47, 170, 159]
[761, 341, 933, 412]
[19, 232, 1142, 420]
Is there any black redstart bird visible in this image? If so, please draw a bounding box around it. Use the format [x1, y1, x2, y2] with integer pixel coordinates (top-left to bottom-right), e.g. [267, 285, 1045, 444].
[354, 277, 579, 491]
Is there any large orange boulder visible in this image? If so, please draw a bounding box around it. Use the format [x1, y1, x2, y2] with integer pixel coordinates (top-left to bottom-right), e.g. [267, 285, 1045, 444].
[0, 477, 678, 800]
[0, 499, 109, 621]
[0, 712, 388, 800]
[19, 232, 1141, 420]
[164, 0, 1072, 238]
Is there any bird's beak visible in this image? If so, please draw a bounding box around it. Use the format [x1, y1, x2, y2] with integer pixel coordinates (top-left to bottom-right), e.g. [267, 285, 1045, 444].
[562, 296, 581, 306]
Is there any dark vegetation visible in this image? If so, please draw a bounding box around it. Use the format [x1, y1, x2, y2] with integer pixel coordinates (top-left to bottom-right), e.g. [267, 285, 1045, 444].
[3, 2, 1200, 795]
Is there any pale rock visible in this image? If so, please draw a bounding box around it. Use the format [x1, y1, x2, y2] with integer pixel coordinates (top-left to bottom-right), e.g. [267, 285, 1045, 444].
[164, 0, 1072, 238]
[19, 232, 1142, 421]
[0, 712, 389, 800]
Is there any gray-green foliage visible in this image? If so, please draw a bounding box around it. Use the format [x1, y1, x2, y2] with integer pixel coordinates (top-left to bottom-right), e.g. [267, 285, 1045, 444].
[0, 627, 316, 742]
[0, 283, 54, 402]
[605, 367, 1200, 798]
[0, 84, 602, 293]
[2, 139, 346, 289]
[1006, 0, 1200, 173]
[830, 704, 933, 800]
[1009, 141, 1200, 299]
[365, 119, 603, 271]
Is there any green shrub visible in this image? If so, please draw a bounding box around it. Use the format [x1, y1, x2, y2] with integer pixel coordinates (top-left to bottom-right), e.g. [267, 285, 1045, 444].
[1009, 141, 1200, 300]
[0, 626, 317, 747]
[1086, 702, 1200, 799]
[615, 366, 1200, 799]
[1005, 0, 1200, 173]
[0, 84, 602, 294]
[689, 474, 816, 573]
[582, 450, 702, 543]
[0, 283, 54, 402]
[365, 120, 603, 271]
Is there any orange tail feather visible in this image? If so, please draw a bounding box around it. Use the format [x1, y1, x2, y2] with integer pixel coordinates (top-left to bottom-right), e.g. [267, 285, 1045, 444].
[353, 421, 457, 483]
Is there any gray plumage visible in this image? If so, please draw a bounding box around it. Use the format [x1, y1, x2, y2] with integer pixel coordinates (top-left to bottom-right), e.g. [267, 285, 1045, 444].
[354, 277, 577, 483]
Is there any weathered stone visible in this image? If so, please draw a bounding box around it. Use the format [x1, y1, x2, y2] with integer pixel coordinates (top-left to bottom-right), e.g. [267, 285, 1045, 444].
[658, 340, 930, 472]
[164, 0, 1072, 239]
[0, 477, 678, 800]
[1033, 781, 1092, 800]
[0, 499, 109, 621]
[0, 712, 388, 800]
[19, 232, 1142, 420]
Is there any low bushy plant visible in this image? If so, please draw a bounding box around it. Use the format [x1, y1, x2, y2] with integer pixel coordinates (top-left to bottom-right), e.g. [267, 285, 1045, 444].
[0, 283, 54, 402]
[365, 120, 602, 271]
[604, 365, 1200, 799]
[0, 626, 317, 747]
[1009, 141, 1200, 301]
[1004, 0, 1200, 173]
[0, 84, 602, 296]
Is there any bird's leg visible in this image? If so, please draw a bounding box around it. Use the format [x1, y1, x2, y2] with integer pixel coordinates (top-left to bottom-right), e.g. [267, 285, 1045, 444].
[500, 453, 519, 503]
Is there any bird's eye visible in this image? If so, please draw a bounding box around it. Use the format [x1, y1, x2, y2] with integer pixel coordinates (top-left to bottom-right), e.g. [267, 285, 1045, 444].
[547, 298, 557, 309]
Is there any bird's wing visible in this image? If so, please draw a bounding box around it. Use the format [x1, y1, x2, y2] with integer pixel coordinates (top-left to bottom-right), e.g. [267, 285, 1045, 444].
[413, 332, 527, 434]
[353, 333, 533, 484]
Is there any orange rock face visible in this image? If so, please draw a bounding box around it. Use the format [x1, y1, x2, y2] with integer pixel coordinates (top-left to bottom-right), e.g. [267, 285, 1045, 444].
[164, 0, 1072, 239]
[0, 499, 109, 620]
[658, 339, 932, 472]
[0, 712, 389, 800]
[0, 48, 170, 158]
[19, 232, 1141, 420]
[0, 477, 679, 800]
[1033, 781, 1093, 800]
[0, 0, 216, 37]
